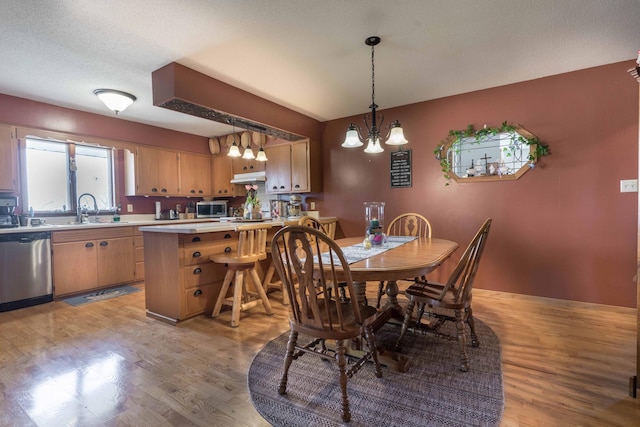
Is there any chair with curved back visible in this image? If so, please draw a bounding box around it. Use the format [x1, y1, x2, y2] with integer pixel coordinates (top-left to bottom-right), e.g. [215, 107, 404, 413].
[262, 215, 328, 305]
[210, 223, 274, 327]
[376, 213, 433, 308]
[395, 218, 491, 372]
[271, 225, 391, 423]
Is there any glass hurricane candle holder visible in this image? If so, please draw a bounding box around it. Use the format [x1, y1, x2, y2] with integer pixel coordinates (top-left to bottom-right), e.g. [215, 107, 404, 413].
[364, 201, 386, 246]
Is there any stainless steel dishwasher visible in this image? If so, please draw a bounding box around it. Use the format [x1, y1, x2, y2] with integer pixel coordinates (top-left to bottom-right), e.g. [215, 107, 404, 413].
[0, 231, 53, 312]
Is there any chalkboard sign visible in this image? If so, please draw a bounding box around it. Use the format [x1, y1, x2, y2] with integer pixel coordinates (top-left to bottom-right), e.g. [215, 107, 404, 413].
[390, 149, 412, 188]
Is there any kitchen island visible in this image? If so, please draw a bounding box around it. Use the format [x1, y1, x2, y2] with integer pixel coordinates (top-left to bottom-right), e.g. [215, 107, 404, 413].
[139, 217, 337, 324]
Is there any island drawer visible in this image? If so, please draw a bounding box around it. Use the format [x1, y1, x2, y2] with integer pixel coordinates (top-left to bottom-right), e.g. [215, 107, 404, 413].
[182, 231, 237, 246]
[183, 263, 228, 289]
[183, 240, 238, 266]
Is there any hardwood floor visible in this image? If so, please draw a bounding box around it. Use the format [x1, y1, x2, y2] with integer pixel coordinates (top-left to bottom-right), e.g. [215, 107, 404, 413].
[0, 285, 638, 426]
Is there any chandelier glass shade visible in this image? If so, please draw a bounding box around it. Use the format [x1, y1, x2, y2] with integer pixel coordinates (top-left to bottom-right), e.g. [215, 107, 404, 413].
[93, 89, 136, 114]
[342, 36, 408, 153]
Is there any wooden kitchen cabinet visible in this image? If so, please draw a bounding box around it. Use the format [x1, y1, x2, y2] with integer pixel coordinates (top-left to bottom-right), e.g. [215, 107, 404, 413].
[232, 157, 265, 175]
[143, 230, 238, 323]
[211, 154, 240, 197]
[265, 144, 292, 193]
[0, 124, 19, 192]
[127, 146, 180, 196]
[179, 152, 212, 197]
[52, 227, 135, 297]
[134, 227, 145, 281]
[265, 139, 319, 194]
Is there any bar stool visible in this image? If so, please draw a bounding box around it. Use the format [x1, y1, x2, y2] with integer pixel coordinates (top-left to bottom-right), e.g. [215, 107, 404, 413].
[210, 223, 274, 327]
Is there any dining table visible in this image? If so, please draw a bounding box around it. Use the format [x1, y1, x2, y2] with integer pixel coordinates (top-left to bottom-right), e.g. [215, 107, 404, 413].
[315, 235, 459, 371]
[329, 236, 459, 313]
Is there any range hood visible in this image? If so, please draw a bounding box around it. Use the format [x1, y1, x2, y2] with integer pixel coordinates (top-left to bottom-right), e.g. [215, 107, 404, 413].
[230, 171, 266, 184]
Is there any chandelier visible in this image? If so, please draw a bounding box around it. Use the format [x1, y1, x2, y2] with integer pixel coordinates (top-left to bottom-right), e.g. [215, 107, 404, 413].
[342, 36, 408, 153]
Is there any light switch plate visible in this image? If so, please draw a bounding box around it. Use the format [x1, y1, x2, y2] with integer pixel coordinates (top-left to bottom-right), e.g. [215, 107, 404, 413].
[620, 179, 638, 193]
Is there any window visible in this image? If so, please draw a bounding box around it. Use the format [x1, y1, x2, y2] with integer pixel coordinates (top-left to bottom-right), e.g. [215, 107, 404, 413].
[23, 137, 115, 214]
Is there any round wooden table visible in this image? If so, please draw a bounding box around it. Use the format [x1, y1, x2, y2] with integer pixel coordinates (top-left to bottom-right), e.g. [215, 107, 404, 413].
[332, 237, 459, 311]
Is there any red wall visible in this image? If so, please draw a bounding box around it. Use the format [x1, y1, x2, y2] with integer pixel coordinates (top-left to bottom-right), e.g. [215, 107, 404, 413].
[320, 60, 639, 307]
[1, 61, 637, 307]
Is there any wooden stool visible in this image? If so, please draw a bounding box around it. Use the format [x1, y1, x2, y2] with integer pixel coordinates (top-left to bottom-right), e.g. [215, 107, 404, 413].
[211, 223, 274, 327]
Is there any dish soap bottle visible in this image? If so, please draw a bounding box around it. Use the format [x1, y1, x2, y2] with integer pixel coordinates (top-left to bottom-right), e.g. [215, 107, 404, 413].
[113, 204, 121, 222]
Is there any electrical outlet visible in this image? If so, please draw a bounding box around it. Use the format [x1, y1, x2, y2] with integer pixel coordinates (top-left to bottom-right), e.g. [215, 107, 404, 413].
[310, 201, 316, 210]
[127, 203, 134, 212]
[620, 179, 638, 193]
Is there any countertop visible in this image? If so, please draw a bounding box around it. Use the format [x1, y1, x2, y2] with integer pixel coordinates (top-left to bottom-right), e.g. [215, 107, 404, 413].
[139, 217, 338, 234]
[0, 216, 338, 235]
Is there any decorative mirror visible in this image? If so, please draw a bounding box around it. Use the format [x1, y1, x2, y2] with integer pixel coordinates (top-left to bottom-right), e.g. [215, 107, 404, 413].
[435, 122, 549, 184]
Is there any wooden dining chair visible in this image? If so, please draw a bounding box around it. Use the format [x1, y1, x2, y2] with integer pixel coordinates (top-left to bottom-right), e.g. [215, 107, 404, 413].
[395, 218, 491, 372]
[376, 212, 433, 308]
[262, 216, 327, 305]
[210, 223, 274, 327]
[271, 225, 391, 423]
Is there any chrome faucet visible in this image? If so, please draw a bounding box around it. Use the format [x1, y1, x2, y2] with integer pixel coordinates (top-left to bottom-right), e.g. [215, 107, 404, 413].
[77, 193, 98, 223]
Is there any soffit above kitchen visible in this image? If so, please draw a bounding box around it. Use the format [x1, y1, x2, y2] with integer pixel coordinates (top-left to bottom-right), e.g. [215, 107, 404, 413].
[0, 1, 638, 138]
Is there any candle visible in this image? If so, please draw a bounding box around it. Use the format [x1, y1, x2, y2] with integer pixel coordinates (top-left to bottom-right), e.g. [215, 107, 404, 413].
[370, 219, 379, 228]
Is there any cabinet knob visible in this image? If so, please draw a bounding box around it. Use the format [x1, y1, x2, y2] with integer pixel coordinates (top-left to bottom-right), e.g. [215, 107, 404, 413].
[191, 236, 201, 242]
[193, 268, 202, 275]
[190, 189, 196, 194]
[243, 166, 248, 170]
[224, 190, 228, 193]
[161, 188, 167, 193]
[224, 233, 231, 239]
[192, 251, 201, 258]
[85, 242, 94, 248]
[198, 190, 203, 194]
[151, 188, 158, 192]
[249, 165, 254, 170]
[224, 246, 232, 253]
[193, 289, 203, 297]
[294, 184, 300, 189]
[272, 186, 278, 190]
[279, 186, 285, 189]
[99, 241, 108, 247]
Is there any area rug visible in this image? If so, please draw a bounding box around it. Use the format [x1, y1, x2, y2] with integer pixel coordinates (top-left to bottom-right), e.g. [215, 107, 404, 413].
[248, 318, 503, 426]
[63, 285, 141, 307]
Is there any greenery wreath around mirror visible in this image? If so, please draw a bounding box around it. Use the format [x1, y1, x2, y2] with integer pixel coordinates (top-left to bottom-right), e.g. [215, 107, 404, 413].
[434, 121, 550, 185]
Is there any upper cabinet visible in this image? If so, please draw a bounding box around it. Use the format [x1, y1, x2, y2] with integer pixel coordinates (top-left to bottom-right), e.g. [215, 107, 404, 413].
[232, 157, 265, 175]
[265, 139, 320, 194]
[131, 146, 180, 196]
[0, 125, 19, 192]
[265, 144, 291, 193]
[125, 146, 212, 197]
[211, 154, 241, 197]
[179, 152, 212, 196]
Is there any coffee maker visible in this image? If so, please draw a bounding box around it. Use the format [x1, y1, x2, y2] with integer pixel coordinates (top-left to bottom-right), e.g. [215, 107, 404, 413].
[0, 196, 18, 228]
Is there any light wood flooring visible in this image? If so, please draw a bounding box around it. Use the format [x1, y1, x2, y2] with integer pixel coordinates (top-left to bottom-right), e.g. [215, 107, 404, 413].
[0, 285, 638, 426]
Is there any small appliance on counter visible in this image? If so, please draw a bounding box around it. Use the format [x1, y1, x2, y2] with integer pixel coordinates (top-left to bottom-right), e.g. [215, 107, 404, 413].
[196, 200, 228, 218]
[287, 195, 303, 218]
[0, 196, 18, 228]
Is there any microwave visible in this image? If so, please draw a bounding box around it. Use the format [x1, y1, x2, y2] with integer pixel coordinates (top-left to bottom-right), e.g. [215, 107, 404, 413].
[196, 200, 228, 218]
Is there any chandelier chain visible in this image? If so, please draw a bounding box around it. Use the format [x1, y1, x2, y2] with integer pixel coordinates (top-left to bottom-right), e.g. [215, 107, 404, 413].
[370, 41, 376, 109]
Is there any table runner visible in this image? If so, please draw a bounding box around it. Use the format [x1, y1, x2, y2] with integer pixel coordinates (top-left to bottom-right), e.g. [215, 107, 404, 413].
[320, 236, 417, 265]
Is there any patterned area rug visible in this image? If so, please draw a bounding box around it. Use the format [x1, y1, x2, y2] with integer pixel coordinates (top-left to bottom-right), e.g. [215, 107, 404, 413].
[248, 318, 503, 426]
[63, 285, 141, 306]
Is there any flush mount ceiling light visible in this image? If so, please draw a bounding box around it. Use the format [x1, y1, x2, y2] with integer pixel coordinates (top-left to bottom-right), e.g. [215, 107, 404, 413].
[93, 89, 136, 114]
[342, 36, 408, 154]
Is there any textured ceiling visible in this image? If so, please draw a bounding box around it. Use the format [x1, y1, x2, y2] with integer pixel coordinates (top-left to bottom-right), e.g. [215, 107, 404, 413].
[0, 0, 638, 138]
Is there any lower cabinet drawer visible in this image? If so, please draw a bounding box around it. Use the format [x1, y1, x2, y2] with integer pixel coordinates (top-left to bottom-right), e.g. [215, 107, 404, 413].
[183, 241, 238, 266]
[184, 262, 228, 289]
[184, 283, 220, 317]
